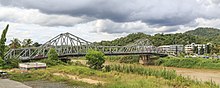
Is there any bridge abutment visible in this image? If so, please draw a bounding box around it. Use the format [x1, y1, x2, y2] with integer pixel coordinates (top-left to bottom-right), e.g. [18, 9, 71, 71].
[139, 55, 150, 65]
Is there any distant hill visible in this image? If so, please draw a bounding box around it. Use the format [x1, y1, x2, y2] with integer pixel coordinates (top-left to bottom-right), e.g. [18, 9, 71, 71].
[185, 27, 220, 39]
[96, 27, 220, 46]
[185, 27, 220, 44]
[95, 32, 150, 46]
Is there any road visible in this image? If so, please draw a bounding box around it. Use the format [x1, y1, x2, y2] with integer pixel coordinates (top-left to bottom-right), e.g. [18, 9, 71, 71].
[0, 79, 31, 88]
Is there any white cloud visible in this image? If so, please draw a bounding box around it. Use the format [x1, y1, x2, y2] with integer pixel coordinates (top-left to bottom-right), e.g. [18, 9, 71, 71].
[0, 6, 88, 26]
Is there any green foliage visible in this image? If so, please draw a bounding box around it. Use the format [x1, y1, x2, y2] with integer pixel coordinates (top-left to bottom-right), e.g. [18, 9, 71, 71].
[32, 42, 42, 47]
[193, 46, 198, 54]
[86, 50, 105, 70]
[3, 57, 21, 69]
[22, 39, 33, 47]
[41, 48, 64, 67]
[0, 24, 9, 60]
[97, 32, 204, 47]
[156, 57, 220, 69]
[0, 57, 4, 66]
[200, 46, 205, 55]
[9, 38, 21, 49]
[151, 33, 202, 46]
[48, 48, 59, 61]
[96, 32, 150, 46]
[109, 64, 177, 80]
[106, 56, 139, 63]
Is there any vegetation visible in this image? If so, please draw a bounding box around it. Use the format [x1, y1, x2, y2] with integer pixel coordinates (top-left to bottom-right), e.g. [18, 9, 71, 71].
[8, 65, 219, 88]
[9, 38, 21, 49]
[96, 32, 150, 46]
[41, 48, 64, 66]
[86, 50, 105, 70]
[21, 39, 33, 47]
[9, 38, 41, 49]
[106, 56, 139, 64]
[3, 57, 21, 68]
[0, 24, 9, 64]
[156, 57, 220, 69]
[97, 31, 204, 47]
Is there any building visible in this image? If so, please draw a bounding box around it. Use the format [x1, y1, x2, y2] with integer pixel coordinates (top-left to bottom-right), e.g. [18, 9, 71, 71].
[185, 43, 207, 54]
[19, 62, 46, 70]
[159, 45, 184, 54]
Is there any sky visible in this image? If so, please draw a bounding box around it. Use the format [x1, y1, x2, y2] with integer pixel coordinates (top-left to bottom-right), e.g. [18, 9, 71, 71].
[1, 0, 220, 44]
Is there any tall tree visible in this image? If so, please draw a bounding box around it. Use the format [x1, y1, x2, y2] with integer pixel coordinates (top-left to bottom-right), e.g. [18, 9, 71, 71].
[0, 24, 9, 60]
[200, 46, 205, 55]
[9, 38, 21, 49]
[32, 42, 42, 47]
[22, 39, 33, 47]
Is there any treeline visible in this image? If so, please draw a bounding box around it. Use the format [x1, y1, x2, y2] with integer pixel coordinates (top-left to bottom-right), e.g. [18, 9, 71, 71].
[95, 32, 150, 46]
[8, 38, 41, 49]
[96, 32, 204, 46]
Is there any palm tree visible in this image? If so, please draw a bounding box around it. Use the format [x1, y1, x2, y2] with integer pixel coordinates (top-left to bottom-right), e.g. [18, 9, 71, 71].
[9, 38, 21, 49]
[22, 39, 33, 47]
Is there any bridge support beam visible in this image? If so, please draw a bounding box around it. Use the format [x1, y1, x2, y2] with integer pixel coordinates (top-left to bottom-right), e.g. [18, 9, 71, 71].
[139, 55, 150, 65]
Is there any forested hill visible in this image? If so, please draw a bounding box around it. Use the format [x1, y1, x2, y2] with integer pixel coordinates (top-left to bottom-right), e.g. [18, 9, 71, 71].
[184, 27, 220, 44]
[185, 27, 220, 38]
[96, 27, 220, 46]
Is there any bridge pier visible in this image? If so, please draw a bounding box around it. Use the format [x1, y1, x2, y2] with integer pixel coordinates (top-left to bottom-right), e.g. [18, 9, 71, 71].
[139, 55, 150, 65]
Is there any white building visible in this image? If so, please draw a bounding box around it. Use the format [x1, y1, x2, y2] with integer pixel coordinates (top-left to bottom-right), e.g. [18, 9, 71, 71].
[185, 43, 206, 54]
[159, 45, 184, 54]
[19, 62, 46, 70]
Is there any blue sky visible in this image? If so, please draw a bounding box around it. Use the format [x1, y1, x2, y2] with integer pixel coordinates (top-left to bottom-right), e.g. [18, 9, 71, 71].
[0, 0, 220, 44]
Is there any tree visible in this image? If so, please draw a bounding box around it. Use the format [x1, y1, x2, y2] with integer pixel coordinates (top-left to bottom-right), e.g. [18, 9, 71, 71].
[48, 48, 59, 61]
[22, 39, 33, 47]
[205, 44, 211, 54]
[9, 38, 21, 49]
[193, 46, 198, 54]
[0, 24, 9, 61]
[86, 50, 105, 70]
[32, 42, 42, 47]
[200, 46, 205, 55]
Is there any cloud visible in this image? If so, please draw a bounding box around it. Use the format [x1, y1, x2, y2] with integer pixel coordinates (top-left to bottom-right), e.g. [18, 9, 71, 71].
[1, 0, 220, 43]
[0, 6, 88, 26]
[0, 21, 128, 44]
[1, 0, 219, 26]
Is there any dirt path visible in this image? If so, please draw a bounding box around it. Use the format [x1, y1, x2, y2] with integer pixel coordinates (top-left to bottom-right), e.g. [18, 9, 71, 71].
[147, 66, 220, 85]
[53, 73, 105, 85]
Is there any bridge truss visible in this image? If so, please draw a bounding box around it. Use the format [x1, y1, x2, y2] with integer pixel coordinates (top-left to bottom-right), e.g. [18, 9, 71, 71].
[4, 33, 166, 60]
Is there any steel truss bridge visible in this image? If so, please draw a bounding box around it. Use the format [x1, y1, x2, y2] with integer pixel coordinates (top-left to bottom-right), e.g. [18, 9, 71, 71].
[4, 32, 167, 60]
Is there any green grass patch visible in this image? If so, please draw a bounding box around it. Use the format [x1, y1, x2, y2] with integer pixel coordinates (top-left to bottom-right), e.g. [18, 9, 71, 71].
[156, 57, 220, 69]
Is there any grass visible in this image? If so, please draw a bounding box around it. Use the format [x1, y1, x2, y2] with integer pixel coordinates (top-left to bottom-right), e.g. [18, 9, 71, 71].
[8, 64, 219, 88]
[156, 57, 220, 69]
[105, 55, 139, 63]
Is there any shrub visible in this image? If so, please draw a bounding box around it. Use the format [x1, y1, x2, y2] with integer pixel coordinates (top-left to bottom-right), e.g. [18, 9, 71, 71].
[0, 57, 5, 66]
[119, 56, 139, 63]
[85, 50, 105, 70]
[41, 48, 65, 67]
[156, 57, 220, 69]
[109, 64, 177, 80]
[48, 48, 59, 61]
[102, 65, 111, 72]
[2, 57, 21, 69]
